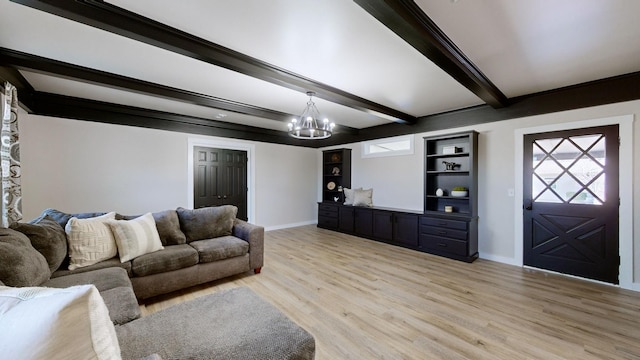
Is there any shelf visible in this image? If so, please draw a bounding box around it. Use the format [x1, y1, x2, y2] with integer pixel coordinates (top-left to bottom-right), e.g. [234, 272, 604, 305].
[426, 195, 470, 200]
[426, 152, 470, 158]
[426, 170, 470, 175]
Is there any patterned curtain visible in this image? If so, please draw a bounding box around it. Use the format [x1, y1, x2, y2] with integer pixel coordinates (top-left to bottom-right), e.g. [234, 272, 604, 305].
[1, 82, 22, 226]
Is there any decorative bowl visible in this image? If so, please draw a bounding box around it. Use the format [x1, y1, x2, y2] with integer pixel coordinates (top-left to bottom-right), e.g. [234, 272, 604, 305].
[450, 190, 468, 197]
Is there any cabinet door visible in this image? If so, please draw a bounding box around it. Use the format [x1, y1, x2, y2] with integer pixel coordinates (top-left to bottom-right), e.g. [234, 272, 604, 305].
[354, 208, 373, 237]
[372, 211, 393, 242]
[338, 206, 355, 232]
[393, 213, 418, 247]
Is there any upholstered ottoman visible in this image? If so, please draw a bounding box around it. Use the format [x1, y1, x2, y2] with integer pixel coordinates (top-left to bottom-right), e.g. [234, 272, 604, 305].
[116, 287, 315, 360]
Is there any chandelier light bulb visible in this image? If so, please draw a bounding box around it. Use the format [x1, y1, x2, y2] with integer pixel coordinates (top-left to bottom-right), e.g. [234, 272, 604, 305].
[287, 91, 335, 140]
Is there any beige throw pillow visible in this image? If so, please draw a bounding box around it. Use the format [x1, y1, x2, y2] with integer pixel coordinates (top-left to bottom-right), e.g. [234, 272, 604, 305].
[343, 187, 362, 206]
[352, 188, 373, 207]
[0, 284, 121, 360]
[65, 212, 117, 270]
[107, 213, 164, 262]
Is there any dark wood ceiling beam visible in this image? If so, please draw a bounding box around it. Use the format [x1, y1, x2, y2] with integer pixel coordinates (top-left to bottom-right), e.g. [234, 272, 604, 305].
[354, 0, 509, 108]
[0, 65, 36, 111]
[10, 0, 416, 125]
[32, 92, 329, 148]
[0, 47, 359, 136]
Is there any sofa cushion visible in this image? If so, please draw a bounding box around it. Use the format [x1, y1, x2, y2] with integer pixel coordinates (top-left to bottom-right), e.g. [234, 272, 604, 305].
[190, 236, 249, 263]
[43, 267, 140, 325]
[0, 284, 121, 359]
[107, 213, 164, 262]
[99, 286, 142, 325]
[44, 266, 132, 292]
[10, 215, 67, 272]
[0, 227, 50, 286]
[120, 210, 187, 246]
[176, 205, 238, 243]
[131, 244, 198, 277]
[65, 212, 117, 270]
[38, 208, 107, 229]
[51, 257, 132, 278]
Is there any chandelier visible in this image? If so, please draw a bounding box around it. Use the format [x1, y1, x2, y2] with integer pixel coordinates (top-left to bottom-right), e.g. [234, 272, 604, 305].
[288, 91, 335, 139]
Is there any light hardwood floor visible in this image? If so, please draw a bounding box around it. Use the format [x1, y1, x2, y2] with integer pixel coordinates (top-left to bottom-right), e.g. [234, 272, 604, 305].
[140, 225, 640, 359]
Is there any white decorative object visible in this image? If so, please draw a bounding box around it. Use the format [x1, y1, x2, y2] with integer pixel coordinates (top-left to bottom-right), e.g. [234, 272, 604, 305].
[435, 188, 444, 197]
[442, 146, 462, 155]
[450, 190, 468, 197]
[444, 206, 453, 213]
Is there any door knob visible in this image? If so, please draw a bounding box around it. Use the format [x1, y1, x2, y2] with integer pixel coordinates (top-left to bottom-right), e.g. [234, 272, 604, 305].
[223, 195, 227, 199]
[217, 196, 222, 199]
[524, 201, 533, 210]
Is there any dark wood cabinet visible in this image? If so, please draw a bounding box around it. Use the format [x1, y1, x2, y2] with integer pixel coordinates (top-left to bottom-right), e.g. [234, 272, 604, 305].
[318, 203, 420, 251]
[393, 213, 419, 247]
[423, 131, 478, 262]
[372, 211, 393, 242]
[338, 206, 355, 232]
[354, 208, 373, 237]
[317, 203, 339, 230]
[316, 131, 478, 262]
[322, 149, 351, 203]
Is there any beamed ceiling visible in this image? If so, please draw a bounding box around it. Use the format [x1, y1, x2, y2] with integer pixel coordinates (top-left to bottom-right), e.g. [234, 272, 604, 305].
[1, 0, 640, 148]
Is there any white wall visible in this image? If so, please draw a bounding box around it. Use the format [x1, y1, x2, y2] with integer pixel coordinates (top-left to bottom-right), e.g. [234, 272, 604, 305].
[18, 100, 640, 288]
[19, 112, 318, 230]
[322, 99, 640, 289]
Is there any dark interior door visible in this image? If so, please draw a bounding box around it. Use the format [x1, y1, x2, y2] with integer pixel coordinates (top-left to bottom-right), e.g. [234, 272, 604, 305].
[194, 146, 248, 220]
[523, 125, 619, 284]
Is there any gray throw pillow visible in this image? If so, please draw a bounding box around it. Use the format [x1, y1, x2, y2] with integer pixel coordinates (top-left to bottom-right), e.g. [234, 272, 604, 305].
[10, 215, 68, 272]
[0, 227, 50, 286]
[118, 210, 187, 246]
[176, 206, 238, 243]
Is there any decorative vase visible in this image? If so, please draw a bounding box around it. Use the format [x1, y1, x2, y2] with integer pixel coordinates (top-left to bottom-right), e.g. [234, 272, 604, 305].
[435, 188, 444, 197]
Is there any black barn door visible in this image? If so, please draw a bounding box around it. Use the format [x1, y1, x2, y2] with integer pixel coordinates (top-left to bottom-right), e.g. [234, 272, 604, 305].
[523, 125, 619, 284]
[194, 147, 248, 220]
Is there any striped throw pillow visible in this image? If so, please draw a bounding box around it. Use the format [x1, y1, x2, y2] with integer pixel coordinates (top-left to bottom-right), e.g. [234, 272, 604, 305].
[107, 213, 164, 262]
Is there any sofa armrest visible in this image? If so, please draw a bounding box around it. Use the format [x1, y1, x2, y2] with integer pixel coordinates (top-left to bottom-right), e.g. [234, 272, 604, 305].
[232, 219, 264, 272]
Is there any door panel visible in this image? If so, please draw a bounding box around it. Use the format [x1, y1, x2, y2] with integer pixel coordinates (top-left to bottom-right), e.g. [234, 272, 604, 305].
[194, 146, 248, 220]
[523, 125, 619, 284]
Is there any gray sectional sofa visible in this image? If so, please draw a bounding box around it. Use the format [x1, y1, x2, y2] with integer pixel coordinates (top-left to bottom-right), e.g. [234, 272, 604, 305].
[0, 205, 316, 359]
[13, 205, 264, 300]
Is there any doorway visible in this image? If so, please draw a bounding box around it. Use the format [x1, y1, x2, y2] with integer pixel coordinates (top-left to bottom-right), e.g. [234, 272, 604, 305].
[523, 125, 619, 284]
[193, 146, 248, 221]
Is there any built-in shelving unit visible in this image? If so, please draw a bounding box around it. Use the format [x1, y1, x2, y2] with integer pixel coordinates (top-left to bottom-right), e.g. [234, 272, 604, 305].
[321, 149, 351, 203]
[422, 131, 478, 262]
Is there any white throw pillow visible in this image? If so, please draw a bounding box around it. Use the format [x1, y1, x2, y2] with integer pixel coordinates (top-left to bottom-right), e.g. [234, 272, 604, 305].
[106, 213, 164, 262]
[352, 188, 373, 207]
[343, 187, 362, 206]
[0, 284, 122, 360]
[65, 212, 117, 270]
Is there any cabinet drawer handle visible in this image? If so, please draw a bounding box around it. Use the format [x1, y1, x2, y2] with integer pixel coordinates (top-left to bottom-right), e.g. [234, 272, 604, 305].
[437, 230, 447, 235]
[438, 222, 447, 226]
[437, 243, 447, 247]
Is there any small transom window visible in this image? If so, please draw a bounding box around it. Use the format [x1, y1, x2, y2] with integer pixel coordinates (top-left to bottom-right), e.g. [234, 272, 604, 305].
[362, 135, 414, 158]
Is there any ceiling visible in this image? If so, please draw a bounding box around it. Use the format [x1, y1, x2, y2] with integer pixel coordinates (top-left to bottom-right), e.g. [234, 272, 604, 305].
[1, 0, 639, 147]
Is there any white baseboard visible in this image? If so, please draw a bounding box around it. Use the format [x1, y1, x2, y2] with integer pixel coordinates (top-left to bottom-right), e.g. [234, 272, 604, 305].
[479, 253, 520, 266]
[265, 220, 317, 232]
